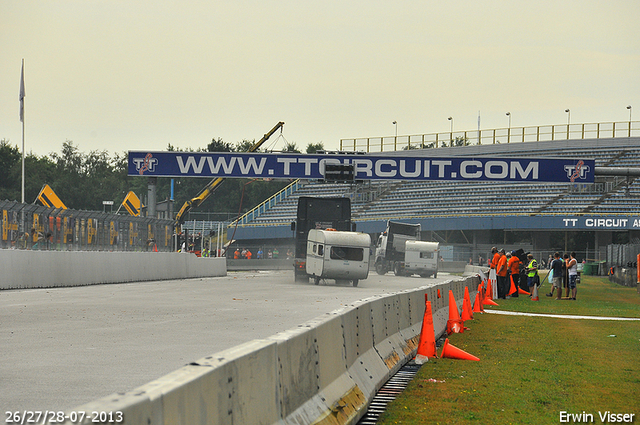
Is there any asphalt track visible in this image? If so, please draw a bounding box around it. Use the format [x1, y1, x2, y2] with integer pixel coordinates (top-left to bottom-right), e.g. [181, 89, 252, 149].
[1, 270, 451, 413]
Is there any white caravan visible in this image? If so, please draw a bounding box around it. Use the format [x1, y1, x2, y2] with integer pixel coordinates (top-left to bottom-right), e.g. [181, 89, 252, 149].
[396, 240, 439, 277]
[306, 229, 371, 286]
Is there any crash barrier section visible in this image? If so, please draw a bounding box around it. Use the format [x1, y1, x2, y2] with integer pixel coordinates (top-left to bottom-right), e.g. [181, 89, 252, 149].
[0, 250, 226, 290]
[60, 275, 478, 425]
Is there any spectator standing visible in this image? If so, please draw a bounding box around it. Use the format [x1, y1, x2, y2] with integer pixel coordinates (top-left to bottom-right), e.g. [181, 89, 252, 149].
[496, 249, 508, 299]
[508, 251, 521, 297]
[525, 254, 538, 294]
[246, 249, 252, 260]
[273, 248, 279, 259]
[562, 253, 570, 298]
[490, 247, 500, 270]
[546, 252, 564, 299]
[257, 248, 263, 259]
[567, 252, 578, 300]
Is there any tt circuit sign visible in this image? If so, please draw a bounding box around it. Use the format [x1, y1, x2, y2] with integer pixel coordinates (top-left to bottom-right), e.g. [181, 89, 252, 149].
[562, 217, 640, 229]
[128, 152, 594, 183]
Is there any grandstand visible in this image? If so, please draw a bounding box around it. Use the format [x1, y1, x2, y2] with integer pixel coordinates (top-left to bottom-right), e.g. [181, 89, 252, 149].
[229, 137, 640, 260]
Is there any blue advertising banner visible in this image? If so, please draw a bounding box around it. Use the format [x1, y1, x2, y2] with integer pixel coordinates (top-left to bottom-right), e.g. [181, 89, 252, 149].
[128, 151, 595, 183]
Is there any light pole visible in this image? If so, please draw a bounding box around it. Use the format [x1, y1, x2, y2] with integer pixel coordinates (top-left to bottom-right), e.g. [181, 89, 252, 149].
[506, 112, 511, 143]
[392, 121, 397, 150]
[628, 105, 633, 137]
[565, 109, 571, 139]
[448, 117, 453, 146]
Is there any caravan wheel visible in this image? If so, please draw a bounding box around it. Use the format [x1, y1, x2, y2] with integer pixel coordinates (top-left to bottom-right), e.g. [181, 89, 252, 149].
[352, 279, 359, 287]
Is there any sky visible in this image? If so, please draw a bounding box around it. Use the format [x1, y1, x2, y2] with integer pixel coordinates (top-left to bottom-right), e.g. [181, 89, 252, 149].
[1, 0, 639, 157]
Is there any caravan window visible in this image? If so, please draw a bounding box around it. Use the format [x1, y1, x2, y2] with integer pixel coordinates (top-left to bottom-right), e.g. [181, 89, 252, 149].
[318, 244, 324, 256]
[420, 251, 434, 259]
[330, 246, 364, 261]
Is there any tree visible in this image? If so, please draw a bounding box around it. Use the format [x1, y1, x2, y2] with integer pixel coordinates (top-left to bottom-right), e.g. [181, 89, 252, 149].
[207, 137, 234, 152]
[306, 142, 324, 153]
[282, 142, 300, 153]
[0, 139, 21, 201]
[235, 139, 256, 152]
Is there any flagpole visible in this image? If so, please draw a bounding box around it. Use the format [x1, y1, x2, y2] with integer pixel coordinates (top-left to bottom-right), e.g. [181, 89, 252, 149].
[20, 58, 26, 241]
[20, 59, 25, 205]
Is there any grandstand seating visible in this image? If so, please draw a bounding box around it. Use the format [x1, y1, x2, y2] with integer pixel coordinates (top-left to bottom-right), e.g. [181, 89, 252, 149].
[236, 137, 640, 227]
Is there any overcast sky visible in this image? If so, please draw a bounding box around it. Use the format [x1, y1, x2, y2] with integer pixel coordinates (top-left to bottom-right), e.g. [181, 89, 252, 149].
[1, 0, 639, 157]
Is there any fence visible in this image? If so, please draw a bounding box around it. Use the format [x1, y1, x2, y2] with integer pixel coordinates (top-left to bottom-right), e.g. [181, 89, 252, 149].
[340, 120, 640, 152]
[607, 243, 640, 268]
[1, 200, 175, 252]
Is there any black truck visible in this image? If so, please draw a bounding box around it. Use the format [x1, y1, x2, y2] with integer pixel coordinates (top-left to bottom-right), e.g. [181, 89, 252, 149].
[291, 196, 353, 282]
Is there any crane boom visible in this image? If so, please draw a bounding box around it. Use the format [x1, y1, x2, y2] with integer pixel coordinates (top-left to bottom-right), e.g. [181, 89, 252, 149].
[174, 121, 284, 226]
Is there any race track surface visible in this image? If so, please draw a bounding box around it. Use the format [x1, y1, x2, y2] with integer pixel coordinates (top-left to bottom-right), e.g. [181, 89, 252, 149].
[1, 270, 450, 412]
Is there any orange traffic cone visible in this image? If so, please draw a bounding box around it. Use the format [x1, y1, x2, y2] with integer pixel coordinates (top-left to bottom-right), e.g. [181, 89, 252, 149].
[507, 275, 517, 296]
[447, 290, 465, 334]
[531, 280, 539, 301]
[473, 292, 483, 313]
[518, 286, 530, 296]
[440, 338, 480, 361]
[415, 300, 437, 364]
[461, 286, 473, 321]
[483, 282, 499, 306]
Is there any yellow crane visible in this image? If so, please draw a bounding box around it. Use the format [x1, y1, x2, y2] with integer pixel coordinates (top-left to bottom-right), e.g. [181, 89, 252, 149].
[174, 121, 284, 230]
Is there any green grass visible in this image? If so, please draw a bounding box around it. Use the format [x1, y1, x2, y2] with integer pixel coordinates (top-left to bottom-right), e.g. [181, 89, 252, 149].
[377, 277, 640, 425]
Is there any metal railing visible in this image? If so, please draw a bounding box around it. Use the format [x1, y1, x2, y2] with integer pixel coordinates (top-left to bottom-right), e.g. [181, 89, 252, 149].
[231, 179, 302, 226]
[1, 200, 175, 251]
[340, 121, 640, 152]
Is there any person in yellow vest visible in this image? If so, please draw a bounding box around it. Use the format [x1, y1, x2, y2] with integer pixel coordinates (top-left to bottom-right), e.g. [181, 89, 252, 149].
[525, 254, 538, 295]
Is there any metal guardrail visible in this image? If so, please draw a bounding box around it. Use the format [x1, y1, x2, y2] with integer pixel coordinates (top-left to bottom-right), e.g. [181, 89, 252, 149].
[340, 121, 639, 152]
[1, 200, 175, 251]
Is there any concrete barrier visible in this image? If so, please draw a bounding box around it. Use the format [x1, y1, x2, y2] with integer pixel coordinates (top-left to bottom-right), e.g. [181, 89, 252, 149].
[61, 275, 479, 425]
[0, 250, 226, 289]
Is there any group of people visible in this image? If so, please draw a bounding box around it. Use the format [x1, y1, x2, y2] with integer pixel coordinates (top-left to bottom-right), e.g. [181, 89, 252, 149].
[489, 247, 524, 299]
[546, 251, 579, 300]
[488, 247, 579, 301]
[232, 247, 294, 260]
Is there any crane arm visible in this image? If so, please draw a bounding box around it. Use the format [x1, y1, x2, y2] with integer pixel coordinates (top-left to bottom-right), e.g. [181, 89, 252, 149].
[175, 121, 284, 226]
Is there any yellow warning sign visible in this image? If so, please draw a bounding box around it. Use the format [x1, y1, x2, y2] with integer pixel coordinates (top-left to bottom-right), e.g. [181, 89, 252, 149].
[36, 184, 67, 209]
[122, 191, 143, 216]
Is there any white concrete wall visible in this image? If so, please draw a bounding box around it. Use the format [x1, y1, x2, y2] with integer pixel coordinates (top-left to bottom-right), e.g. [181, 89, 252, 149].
[0, 250, 226, 289]
[59, 275, 479, 425]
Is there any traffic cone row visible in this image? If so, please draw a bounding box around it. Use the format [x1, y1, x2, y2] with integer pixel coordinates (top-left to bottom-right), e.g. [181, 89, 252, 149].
[415, 287, 481, 363]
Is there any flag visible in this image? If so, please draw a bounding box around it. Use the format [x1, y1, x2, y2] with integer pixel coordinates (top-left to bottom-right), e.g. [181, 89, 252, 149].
[19, 60, 25, 122]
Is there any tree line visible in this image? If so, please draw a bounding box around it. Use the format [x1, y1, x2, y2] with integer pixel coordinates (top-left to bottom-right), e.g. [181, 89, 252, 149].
[0, 138, 324, 221]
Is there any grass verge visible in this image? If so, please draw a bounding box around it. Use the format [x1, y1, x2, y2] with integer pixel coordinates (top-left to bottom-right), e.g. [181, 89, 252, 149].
[377, 276, 640, 425]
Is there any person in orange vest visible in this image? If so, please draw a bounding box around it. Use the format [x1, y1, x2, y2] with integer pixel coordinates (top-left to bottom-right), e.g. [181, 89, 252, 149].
[507, 251, 521, 297]
[490, 247, 500, 270]
[246, 249, 252, 260]
[496, 249, 509, 299]
[234, 248, 240, 259]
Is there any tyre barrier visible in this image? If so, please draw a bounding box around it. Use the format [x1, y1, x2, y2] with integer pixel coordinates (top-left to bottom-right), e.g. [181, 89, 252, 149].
[60, 275, 479, 425]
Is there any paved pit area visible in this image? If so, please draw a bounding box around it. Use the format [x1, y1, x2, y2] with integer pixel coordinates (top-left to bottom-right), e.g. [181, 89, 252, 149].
[1, 270, 451, 412]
